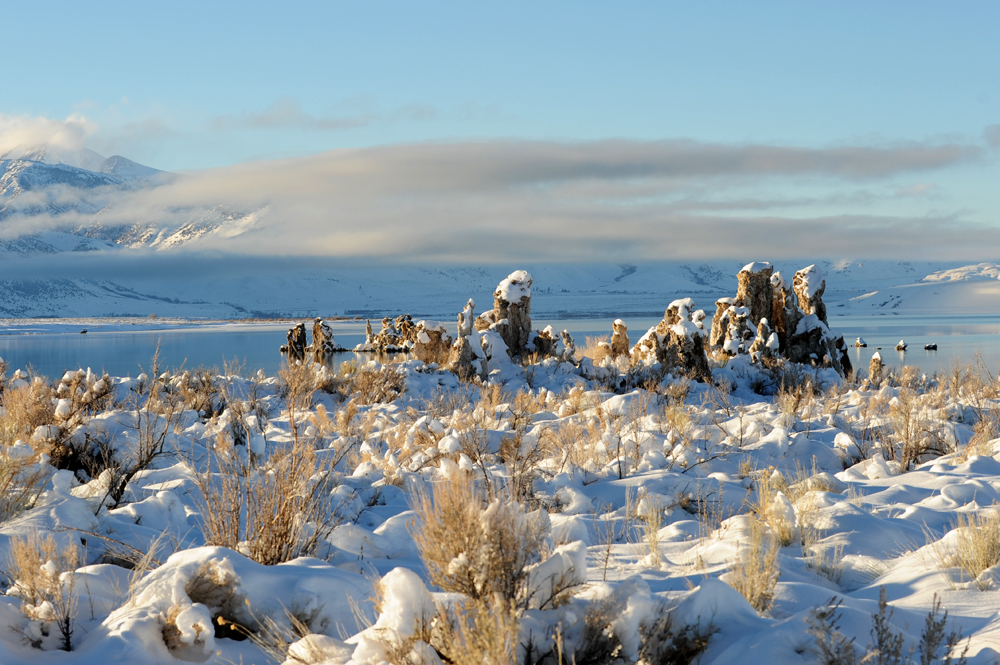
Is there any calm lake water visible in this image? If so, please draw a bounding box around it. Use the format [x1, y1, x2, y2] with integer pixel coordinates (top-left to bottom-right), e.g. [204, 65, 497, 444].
[0, 314, 997, 380]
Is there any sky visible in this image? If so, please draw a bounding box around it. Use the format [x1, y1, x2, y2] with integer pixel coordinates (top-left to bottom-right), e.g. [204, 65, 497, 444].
[1, 2, 999, 262]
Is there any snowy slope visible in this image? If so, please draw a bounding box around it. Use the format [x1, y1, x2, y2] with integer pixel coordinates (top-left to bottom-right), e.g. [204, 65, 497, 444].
[838, 262, 1000, 316]
[0, 258, 988, 320]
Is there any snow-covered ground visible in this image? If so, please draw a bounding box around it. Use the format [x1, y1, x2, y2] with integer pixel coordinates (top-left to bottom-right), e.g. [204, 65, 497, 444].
[1, 325, 1000, 663]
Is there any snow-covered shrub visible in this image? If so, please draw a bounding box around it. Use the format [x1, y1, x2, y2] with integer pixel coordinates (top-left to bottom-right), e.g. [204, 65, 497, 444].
[99, 370, 181, 509]
[4, 531, 80, 651]
[156, 556, 249, 660]
[806, 597, 858, 665]
[162, 602, 216, 660]
[637, 602, 716, 665]
[808, 591, 969, 665]
[173, 367, 223, 418]
[353, 567, 438, 664]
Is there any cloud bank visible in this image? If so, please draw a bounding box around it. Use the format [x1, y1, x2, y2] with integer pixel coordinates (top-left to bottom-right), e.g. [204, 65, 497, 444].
[2, 118, 995, 262]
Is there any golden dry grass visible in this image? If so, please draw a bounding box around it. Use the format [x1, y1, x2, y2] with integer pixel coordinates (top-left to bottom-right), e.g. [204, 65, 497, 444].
[726, 515, 780, 614]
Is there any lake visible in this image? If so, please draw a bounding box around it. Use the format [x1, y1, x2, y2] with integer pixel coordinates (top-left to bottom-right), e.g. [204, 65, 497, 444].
[0, 314, 997, 380]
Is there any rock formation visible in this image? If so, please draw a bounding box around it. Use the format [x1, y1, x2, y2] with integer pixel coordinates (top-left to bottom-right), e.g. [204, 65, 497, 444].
[448, 300, 487, 381]
[475, 270, 533, 359]
[869, 352, 884, 388]
[723, 306, 753, 356]
[280, 323, 307, 364]
[709, 298, 735, 348]
[413, 321, 453, 365]
[793, 265, 827, 324]
[632, 298, 711, 382]
[308, 318, 341, 367]
[709, 262, 852, 377]
[533, 326, 560, 358]
[359, 314, 420, 354]
[769, 271, 797, 351]
[747, 318, 778, 362]
[610, 319, 630, 361]
[458, 299, 475, 337]
[735, 262, 774, 327]
[560, 330, 576, 363]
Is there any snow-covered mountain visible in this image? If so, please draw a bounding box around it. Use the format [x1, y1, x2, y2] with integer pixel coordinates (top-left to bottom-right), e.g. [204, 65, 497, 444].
[0, 145, 262, 254]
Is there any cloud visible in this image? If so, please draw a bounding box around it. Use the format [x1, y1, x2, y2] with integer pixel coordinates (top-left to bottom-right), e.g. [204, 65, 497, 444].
[0, 114, 96, 156]
[985, 125, 1000, 150]
[1, 134, 992, 262]
[210, 98, 439, 133]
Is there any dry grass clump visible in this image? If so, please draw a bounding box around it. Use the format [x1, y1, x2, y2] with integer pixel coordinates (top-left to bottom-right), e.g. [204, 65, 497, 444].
[935, 510, 1000, 590]
[960, 410, 1000, 461]
[0, 447, 47, 521]
[887, 388, 949, 470]
[410, 472, 576, 613]
[5, 532, 81, 651]
[161, 604, 212, 656]
[0, 379, 55, 444]
[305, 403, 369, 470]
[658, 399, 694, 442]
[380, 472, 585, 665]
[420, 386, 476, 421]
[340, 364, 406, 405]
[195, 432, 342, 566]
[775, 372, 816, 426]
[278, 361, 320, 416]
[637, 492, 664, 570]
[176, 558, 257, 643]
[726, 515, 780, 614]
[219, 361, 271, 449]
[797, 494, 844, 584]
[556, 385, 592, 417]
[434, 597, 519, 665]
[498, 424, 555, 503]
[578, 335, 611, 362]
[540, 419, 586, 474]
[748, 467, 796, 547]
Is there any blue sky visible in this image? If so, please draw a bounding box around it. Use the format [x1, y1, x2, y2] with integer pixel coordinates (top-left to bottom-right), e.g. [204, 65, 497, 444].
[1, 2, 999, 260]
[4, 2, 996, 169]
